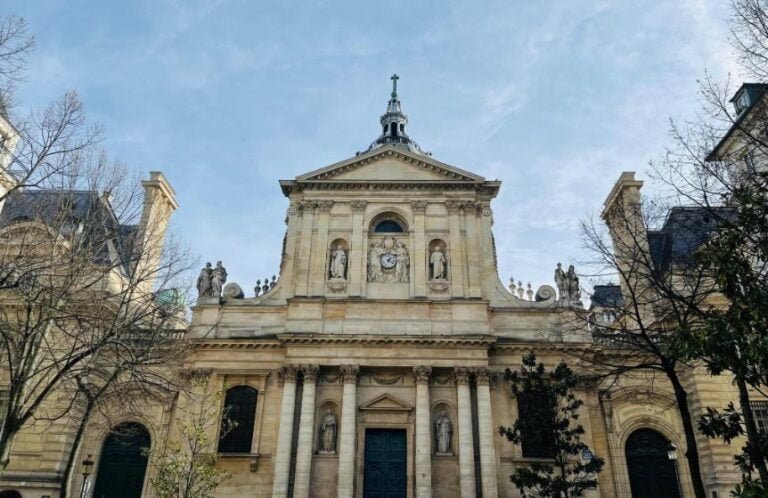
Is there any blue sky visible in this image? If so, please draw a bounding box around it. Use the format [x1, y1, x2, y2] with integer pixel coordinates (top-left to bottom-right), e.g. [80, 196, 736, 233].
[7, 0, 738, 295]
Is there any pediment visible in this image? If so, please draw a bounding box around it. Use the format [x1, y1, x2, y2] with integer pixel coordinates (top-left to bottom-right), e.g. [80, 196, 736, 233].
[295, 146, 485, 184]
[359, 393, 412, 412]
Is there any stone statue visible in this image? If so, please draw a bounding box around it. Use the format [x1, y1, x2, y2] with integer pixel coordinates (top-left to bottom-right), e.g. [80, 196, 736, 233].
[434, 411, 453, 454]
[367, 237, 409, 283]
[196, 262, 213, 298]
[319, 409, 337, 454]
[211, 261, 228, 297]
[554, 262, 567, 301]
[395, 240, 410, 283]
[330, 245, 347, 279]
[430, 246, 446, 280]
[566, 264, 581, 302]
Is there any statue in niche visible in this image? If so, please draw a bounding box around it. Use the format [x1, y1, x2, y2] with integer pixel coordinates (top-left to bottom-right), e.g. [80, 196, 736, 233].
[211, 261, 227, 297]
[329, 245, 347, 279]
[395, 240, 410, 283]
[554, 262, 568, 301]
[318, 409, 337, 454]
[430, 246, 446, 280]
[368, 236, 409, 283]
[196, 262, 213, 298]
[434, 410, 453, 455]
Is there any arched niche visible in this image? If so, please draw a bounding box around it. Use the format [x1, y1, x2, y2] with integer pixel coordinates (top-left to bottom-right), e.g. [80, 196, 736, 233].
[316, 400, 340, 454]
[431, 401, 456, 456]
[327, 238, 350, 281]
[428, 239, 449, 281]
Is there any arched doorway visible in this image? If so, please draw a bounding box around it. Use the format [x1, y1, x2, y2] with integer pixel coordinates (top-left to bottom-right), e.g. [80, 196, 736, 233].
[92, 422, 151, 498]
[626, 428, 681, 498]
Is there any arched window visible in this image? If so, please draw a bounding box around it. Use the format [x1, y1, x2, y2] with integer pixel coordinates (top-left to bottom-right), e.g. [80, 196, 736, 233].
[218, 385, 258, 453]
[373, 220, 404, 233]
[92, 422, 151, 498]
[0, 491, 23, 498]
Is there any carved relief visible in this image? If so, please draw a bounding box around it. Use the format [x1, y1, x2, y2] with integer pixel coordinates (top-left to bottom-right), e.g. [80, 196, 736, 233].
[411, 200, 428, 214]
[340, 365, 360, 384]
[350, 200, 368, 212]
[413, 366, 432, 385]
[367, 236, 409, 283]
[278, 365, 300, 385]
[453, 367, 471, 385]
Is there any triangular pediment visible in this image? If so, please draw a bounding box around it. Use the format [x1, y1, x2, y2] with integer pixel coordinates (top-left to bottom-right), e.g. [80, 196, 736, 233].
[296, 146, 485, 183]
[359, 393, 412, 412]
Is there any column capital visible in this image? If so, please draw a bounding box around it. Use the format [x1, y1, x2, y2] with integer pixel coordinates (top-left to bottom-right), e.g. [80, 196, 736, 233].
[350, 200, 368, 212]
[411, 200, 428, 214]
[473, 368, 498, 387]
[302, 364, 319, 383]
[317, 200, 334, 213]
[339, 365, 360, 384]
[445, 200, 462, 214]
[413, 366, 432, 385]
[278, 365, 300, 385]
[298, 200, 317, 213]
[453, 367, 472, 386]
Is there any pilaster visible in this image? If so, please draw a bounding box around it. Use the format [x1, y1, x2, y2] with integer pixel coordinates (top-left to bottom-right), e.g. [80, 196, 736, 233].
[414, 366, 432, 498]
[294, 201, 316, 296]
[412, 200, 428, 297]
[454, 367, 476, 498]
[310, 201, 333, 296]
[272, 365, 300, 498]
[293, 365, 319, 498]
[446, 200, 465, 297]
[337, 365, 360, 498]
[474, 368, 498, 498]
[349, 201, 367, 297]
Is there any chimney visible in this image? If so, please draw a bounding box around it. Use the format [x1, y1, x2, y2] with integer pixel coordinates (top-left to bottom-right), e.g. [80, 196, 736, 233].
[601, 172, 651, 301]
[133, 171, 179, 290]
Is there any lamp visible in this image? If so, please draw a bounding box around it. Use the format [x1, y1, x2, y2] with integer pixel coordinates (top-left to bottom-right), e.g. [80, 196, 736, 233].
[667, 443, 678, 461]
[80, 454, 94, 498]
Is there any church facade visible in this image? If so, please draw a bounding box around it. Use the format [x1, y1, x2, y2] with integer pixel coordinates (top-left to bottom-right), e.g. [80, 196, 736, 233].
[0, 79, 754, 498]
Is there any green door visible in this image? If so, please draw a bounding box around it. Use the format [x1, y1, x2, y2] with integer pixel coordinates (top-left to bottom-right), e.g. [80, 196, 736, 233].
[363, 428, 407, 498]
[92, 422, 151, 498]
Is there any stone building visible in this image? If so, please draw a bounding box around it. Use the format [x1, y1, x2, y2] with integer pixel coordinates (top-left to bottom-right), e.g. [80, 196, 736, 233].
[1, 79, 764, 498]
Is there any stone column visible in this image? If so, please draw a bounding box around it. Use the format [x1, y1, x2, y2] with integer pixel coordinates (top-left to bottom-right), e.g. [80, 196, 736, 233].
[293, 365, 319, 498]
[414, 366, 432, 498]
[446, 200, 465, 297]
[272, 365, 300, 498]
[294, 201, 316, 296]
[337, 365, 359, 498]
[475, 369, 498, 498]
[310, 201, 333, 296]
[349, 201, 367, 297]
[455, 367, 476, 498]
[412, 200, 428, 297]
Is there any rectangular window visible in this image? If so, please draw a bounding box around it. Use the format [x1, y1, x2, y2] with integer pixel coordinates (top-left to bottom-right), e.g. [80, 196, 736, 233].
[752, 401, 768, 434]
[519, 390, 556, 459]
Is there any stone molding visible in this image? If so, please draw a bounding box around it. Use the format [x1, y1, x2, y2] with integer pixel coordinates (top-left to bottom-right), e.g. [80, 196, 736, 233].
[413, 366, 432, 384]
[278, 334, 496, 348]
[301, 364, 319, 383]
[278, 365, 300, 385]
[339, 365, 360, 384]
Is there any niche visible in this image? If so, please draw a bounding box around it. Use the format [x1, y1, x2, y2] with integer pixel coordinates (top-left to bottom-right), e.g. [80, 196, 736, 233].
[316, 401, 340, 454]
[428, 239, 449, 281]
[327, 238, 349, 281]
[432, 401, 456, 456]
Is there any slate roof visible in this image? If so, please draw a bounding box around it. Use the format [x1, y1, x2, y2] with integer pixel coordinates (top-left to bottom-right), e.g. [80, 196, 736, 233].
[590, 284, 624, 309]
[0, 189, 138, 274]
[647, 206, 734, 274]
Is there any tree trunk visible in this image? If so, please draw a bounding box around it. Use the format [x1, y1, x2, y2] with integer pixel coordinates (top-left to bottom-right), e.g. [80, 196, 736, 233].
[667, 370, 707, 498]
[59, 398, 96, 498]
[735, 377, 768, 483]
[0, 415, 20, 474]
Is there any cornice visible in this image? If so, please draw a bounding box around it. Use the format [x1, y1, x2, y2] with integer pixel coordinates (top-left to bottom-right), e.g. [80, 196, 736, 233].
[191, 339, 283, 350]
[278, 333, 497, 347]
[280, 179, 500, 196]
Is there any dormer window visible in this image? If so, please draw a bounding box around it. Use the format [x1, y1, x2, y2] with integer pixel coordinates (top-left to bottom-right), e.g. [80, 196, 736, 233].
[735, 89, 751, 115]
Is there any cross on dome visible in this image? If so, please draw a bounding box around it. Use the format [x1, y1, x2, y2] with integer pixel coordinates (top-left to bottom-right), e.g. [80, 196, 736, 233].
[365, 74, 428, 156]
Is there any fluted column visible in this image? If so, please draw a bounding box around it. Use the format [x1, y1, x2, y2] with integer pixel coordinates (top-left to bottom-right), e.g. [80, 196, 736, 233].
[455, 367, 476, 498]
[293, 365, 319, 498]
[273, 365, 300, 498]
[475, 369, 498, 498]
[414, 366, 432, 498]
[337, 365, 359, 498]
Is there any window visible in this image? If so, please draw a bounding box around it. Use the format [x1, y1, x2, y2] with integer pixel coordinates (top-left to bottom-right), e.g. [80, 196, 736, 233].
[373, 220, 404, 233]
[753, 401, 768, 434]
[218, 386, 258, 453]
[0, 390, 7, 433]
[518, 390, 556, 458]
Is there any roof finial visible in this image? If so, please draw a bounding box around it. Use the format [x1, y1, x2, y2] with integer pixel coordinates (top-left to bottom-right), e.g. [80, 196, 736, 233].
[390, 73, 399, 99]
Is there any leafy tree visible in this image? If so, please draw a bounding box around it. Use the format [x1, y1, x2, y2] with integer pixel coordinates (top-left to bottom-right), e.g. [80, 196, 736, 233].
[145, 371, 230, 498]
[499, 352, 604, 498]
